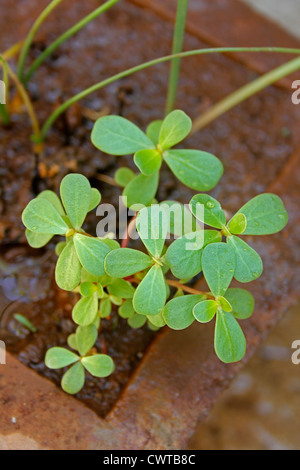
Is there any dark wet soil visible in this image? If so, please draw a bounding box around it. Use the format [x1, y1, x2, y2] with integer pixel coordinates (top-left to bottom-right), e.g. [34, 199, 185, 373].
[0, 0, 299, 417]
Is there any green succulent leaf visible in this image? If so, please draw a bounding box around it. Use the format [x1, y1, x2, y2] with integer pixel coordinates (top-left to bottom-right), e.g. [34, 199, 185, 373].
[114, 167, 136, 187]
[60, 174, 91, 230]
[45, 347, 79, 369]
[55, 241, 67, 256]
[214, 311, 246, 363]
[159, 201, 200, 237]
[22, 198, 69, 235]
[81, 267, 101, 284]
[128, 314, 147, 329]
[105, 248, 153, 278]
[227, 235, 263, 283]
[236, 193, 288, 235]
[166, 230, 221, 279]
[118, 299, 135, 319]
[202, 243, 236, 297]
[218, 296, 233, 312]
[108, 279, 135, 299]
[133, 265, 166, 316]
[72, 293, 98, 326]
[146, 311, 166, 328]
[76, 325, 98, 356]
[163, 294, 205, 330]
[146, 120, 163, 145]
[224, 288, 255, 320]
[88, 188, 101, 212]
[91, 115, 154, 155]
[99, 238, 120, 251]
[37, 190, 65, 216]
[164, 149, 223, 191]
[122, 172, 159, 209]
[13, 314, 37, 333]
[134, 149, 162, 176]
[190, 194, 226, 229]
[136, 205, 168, 258]
[99, 298, 112, 318]
[193, 300, 218, 323]
[166, 232, 202, 280]
[73, 234, 110, 277]
[81, 354, 115, 378]
[227, 213, 247, 235]
[61, 362, 85, 395]
[67, 333, 78, 351]
[55, 241, 81, 291]
[80, 282, 97, 297]
[25, 229, 53, 248]
[159, 110, 192, 150]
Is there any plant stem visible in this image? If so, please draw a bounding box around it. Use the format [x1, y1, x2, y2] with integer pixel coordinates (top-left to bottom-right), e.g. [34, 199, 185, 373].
[3, 41, 24, 61]
[128, 276, 210, 297]
[166, 0, 189, 115]
[38, 46, 300, 142]
[121, 216, 137, 248]
[0, 105, 10, 126]
[0, 59, 10, 125]
[192, 55, 300, 132]
[165, 279, 211, 297]
[23, 0, 121, 85]
[17, 0, 64, 81]
[0, 56, 41, 142]
[96, 174, 120, 187]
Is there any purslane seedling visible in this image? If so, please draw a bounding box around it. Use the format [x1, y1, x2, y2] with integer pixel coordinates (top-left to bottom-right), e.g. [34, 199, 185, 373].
[22, 109, 288, 394]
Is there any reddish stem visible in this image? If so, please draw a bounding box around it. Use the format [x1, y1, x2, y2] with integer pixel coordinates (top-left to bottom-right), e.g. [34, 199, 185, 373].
[121, 215, 137, 248]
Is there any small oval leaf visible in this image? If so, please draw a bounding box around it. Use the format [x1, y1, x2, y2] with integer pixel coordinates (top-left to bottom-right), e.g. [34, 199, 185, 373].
[190, 194, 226, 229]
[164, 149, 223, 191]
[193, 300, 218, 323]
[134, 149, 162, 176]
[22, 198, 69, 235]
[26, 229, 53, 248]
[227, 236, 263, 283]
[76, 325, 98, 356]
[146, 120, 163, 145]
[122, 173, 159, 209]
[72, 293, 98, 326]
[214, 311, 246, 363]
[74, 234, 110, 277]
[55, 241, 81, 291]
[60, 174, 91, 230]
[237, 193, 288, 235]
[115, 167, 135, 187]
[45, 347, 79, 369]
[202, 243, 236, 297]
[105, 248, 153, 278]
[163, 294, 205, 330]
[136, 205, 168, 258]
[224, 288, 255, 320]
[108, 279, 135, 299]
[159, 110, 192, 150]
[227, 213, 247, 235]
[81, 354, 115, 378]
[91, 115, 154, 155]
[133, 265, 166, 316]
[61, 362, 85, 395]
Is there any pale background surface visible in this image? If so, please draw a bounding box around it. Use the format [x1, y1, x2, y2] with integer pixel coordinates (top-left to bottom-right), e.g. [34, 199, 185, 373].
[189, 0, 300, 450]
[242, 0, 300, 39]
